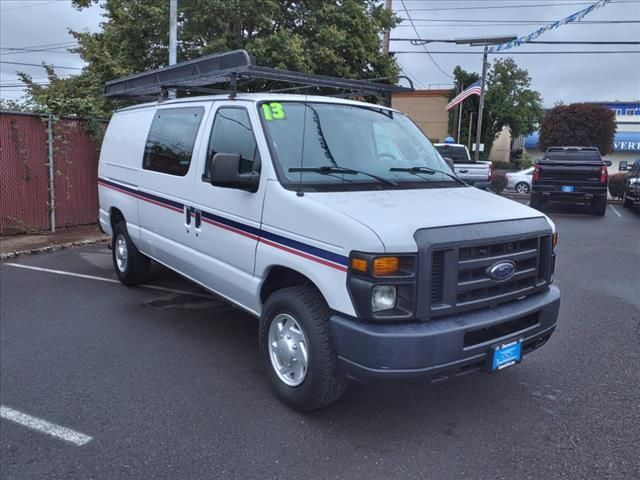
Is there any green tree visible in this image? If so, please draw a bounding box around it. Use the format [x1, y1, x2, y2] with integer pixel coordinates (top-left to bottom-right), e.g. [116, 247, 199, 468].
[484, 58, 543, 156]
[539, 103, 616, 155]
[447, 59, 543, 158]
[20, 0, 399, 118]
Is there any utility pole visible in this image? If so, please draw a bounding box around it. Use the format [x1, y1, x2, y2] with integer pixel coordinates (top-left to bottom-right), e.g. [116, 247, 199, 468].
[474, 45, 489, 161]
[382, 0, 392, 55]
[168, 0, 177, 98]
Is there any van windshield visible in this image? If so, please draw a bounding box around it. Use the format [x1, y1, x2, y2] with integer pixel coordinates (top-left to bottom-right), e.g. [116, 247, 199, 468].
[260, 101, 460, 191]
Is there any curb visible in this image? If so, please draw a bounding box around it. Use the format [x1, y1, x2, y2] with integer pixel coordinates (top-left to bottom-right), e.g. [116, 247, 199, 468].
[0, 237, 110, 261]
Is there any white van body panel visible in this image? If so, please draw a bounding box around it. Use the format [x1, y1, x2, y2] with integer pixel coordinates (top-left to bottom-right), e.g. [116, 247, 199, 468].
[98, 108, 155, 240]
[256, 180, 385, 316]
[305, 187, 545, 252]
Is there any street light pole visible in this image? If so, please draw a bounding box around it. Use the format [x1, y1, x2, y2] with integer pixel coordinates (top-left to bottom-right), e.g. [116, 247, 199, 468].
[474, 45, 489, 161]
[382, 0, 392, 55]
[452, 35, 516, 160]
[168, 0, 177, 98]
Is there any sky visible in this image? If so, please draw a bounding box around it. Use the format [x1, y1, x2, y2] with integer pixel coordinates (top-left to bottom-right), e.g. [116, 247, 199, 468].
[1, 0, 639, 106]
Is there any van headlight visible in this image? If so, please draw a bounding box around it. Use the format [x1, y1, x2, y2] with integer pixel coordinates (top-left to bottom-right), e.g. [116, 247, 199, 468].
[371, 285, 397, 312]
[348, 252, 416, 321]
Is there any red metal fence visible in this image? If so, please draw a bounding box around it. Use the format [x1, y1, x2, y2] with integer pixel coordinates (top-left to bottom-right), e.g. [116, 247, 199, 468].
[0, 112, 101, 235]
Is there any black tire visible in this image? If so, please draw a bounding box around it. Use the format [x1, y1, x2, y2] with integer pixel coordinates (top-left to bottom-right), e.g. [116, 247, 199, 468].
[592, 197, 607, 216]
[515, 182, 530, 194]
[112, 220, 151, 285]
[622, 193, 633, 209]
[259, 285, 347, 412]
[529, 193, 543, 211]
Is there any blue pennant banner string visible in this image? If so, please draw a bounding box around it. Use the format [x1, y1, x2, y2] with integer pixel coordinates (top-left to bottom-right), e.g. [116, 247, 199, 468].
[489, 0, 612, 53]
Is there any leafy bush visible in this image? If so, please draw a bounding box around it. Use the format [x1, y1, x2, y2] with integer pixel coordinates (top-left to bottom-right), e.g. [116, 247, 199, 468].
[491, 172, 508, 193]
[608, 173, 627, 199]
[539, 103, 616, 155]
[515, 155, 535, 169]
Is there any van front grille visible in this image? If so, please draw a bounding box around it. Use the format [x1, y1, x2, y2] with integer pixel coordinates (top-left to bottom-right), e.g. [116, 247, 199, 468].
[429, 235, 550, 317]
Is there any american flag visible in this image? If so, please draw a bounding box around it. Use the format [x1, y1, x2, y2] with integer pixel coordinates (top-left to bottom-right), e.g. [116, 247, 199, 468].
[446, 81, 481, 111]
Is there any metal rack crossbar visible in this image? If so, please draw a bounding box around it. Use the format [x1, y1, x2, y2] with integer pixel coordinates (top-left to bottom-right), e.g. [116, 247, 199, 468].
[104, 49, 414, 102]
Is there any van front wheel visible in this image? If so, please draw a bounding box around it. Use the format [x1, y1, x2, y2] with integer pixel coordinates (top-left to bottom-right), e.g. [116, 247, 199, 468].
[259, 285, 347, 411]
[112, 221, 150, 285]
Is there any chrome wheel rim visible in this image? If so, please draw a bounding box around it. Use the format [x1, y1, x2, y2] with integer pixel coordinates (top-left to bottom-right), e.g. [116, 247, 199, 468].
[516, 183, 529, 193]
[115, 234, 128, 273]
[268, 313, 309, 387]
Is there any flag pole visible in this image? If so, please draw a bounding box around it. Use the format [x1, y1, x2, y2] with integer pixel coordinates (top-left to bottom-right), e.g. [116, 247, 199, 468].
[456, 82, 463, 143]
[467, 112, 474, 151]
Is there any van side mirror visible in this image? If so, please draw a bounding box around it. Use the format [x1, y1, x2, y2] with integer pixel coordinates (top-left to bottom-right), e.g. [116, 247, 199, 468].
[619, 161, 628, 171]
[443, 157, 456, 172]
[604, 160, 612, 167]
[210, 153, 259, 192]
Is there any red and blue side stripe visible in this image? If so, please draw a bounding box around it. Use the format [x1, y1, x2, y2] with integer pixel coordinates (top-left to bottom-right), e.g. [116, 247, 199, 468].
[99, 177, 349, 272]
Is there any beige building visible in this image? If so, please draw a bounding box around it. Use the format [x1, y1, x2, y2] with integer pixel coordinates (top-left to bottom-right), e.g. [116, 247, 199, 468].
[392, 90, 450, 143]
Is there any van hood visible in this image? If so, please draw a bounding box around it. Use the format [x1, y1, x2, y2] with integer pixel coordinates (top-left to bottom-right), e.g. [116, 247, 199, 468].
[306, 187, 547, 252]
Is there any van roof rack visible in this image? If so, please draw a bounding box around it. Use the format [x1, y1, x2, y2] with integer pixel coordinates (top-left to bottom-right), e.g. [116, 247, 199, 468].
[104, 49, 414, 105]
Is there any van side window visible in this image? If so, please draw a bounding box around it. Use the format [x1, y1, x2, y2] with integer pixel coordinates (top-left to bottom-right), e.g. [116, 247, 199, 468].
[204, 107, 260, 180]
[143, 107, 204, 176]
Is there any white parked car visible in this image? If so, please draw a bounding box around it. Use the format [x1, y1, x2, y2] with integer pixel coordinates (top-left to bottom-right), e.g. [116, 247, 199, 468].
[506, 166, 534, 193]
[98, 52, 560, 411]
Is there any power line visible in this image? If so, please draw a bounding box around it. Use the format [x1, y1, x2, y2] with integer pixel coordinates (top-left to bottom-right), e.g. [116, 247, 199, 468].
[393, 50, 640, 54]
[392, 39, 640, 45]
[395, 19, 640, 24]
[395, 0, 635, 11]
[0, 1, 69, 13]
[0, 61, 82, 70]
[399, 0, 453, 80]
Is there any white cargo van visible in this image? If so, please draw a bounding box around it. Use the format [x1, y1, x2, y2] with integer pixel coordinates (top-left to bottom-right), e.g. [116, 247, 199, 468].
[99, 52, 560, 411]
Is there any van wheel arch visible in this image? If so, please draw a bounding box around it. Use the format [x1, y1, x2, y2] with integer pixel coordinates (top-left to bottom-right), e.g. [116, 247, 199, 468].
[110, 207, 125, 232]
[260, 266, 322, 305]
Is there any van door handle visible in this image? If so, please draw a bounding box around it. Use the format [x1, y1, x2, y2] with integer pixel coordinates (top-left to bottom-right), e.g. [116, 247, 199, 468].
[185, 206, 193, 226]
[194, 209, 202, 229]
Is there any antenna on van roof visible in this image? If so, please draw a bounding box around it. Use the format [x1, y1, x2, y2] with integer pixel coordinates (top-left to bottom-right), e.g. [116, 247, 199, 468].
[104, 50, 414, 106]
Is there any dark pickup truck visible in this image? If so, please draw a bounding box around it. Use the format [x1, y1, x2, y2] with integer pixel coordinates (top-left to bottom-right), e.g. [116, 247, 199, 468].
[620, 157, 640, 210]
[531, 146, 612, 216]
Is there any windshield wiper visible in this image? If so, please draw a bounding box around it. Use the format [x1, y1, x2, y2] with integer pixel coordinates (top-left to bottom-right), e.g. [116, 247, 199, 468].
[389, 166, 467, 187]
[289, 166, 398, 186]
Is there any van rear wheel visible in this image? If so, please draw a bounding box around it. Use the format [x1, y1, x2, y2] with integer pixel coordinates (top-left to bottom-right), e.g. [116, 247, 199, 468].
[112, 221, 151, 285]
[259, 285, 347, 411]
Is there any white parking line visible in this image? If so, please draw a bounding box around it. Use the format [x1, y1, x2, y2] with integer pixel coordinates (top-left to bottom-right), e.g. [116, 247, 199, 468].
[609, 205, 623, 218]
[3, 263, 212, 299]
[0, 405, 92, 446]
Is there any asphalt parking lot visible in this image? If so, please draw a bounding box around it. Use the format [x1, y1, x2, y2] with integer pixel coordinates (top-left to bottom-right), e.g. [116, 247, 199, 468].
[1, 205, 639, 480]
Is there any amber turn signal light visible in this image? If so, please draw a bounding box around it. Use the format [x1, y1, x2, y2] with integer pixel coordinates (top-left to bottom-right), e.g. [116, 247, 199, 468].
[373, 257, 399, 276]
[351, 258, 368, 273]
[552, 232, 558, 250]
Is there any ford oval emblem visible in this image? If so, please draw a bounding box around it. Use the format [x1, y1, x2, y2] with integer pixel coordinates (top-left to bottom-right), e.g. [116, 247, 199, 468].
[487, 260, 516, 281]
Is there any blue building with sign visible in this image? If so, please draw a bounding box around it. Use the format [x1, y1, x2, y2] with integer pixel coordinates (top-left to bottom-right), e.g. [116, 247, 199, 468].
[525, 102, 640, 165]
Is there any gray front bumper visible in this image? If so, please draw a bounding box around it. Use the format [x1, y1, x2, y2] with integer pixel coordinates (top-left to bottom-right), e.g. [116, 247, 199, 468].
[330, 285, 560, 383]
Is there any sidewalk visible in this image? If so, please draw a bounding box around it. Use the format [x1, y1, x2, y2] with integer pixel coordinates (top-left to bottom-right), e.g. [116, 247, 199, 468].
[0, 224, 109, 260]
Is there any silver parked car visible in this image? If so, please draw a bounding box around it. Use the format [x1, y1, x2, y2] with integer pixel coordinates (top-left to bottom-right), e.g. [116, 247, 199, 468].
[506, 166, 534, 193]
